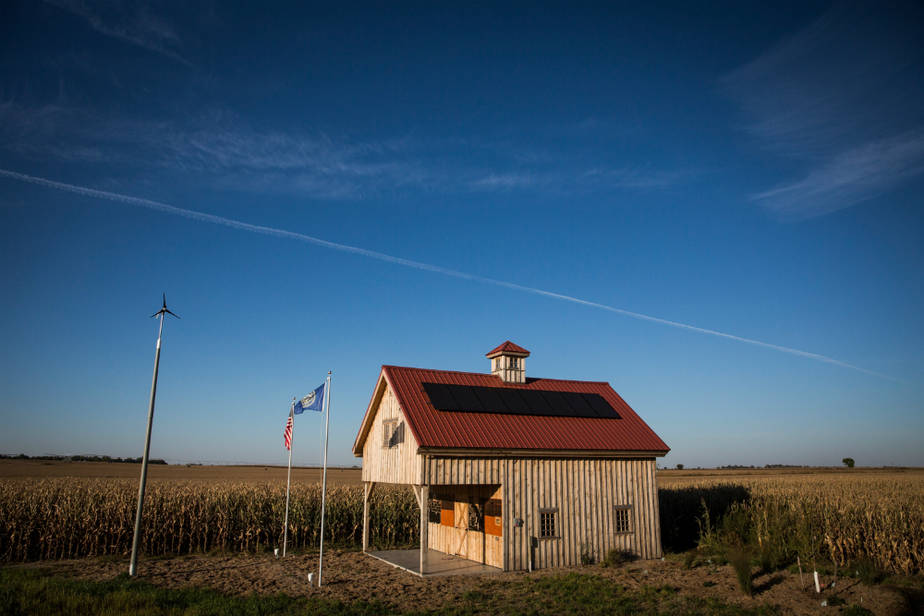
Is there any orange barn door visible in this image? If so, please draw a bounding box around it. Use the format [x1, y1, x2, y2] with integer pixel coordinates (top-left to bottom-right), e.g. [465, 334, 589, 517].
[484, 498, 502, 568]
[484, 499, 502, 536]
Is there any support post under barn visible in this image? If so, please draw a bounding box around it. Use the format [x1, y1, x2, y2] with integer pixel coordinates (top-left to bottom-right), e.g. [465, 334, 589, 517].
[417, 485, 429, 575]
[362, 482, 374, 552]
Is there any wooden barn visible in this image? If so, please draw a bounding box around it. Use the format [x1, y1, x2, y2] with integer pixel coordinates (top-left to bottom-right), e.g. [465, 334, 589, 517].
[352, 341, 669, 574]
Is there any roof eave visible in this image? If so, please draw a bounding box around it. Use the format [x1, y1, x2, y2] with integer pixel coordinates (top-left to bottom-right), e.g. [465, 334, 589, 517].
[351, 368, 388, 456]
[417, 446, 670, 458]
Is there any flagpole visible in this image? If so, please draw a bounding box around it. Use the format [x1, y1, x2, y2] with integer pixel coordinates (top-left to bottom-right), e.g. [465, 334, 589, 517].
[318, 371, 332, 587]
[130, 294, 178, 577]
[283, 400, 295, 557]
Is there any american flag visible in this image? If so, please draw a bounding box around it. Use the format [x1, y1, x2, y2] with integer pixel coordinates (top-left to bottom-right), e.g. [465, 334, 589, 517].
[283, 409, 294, 450]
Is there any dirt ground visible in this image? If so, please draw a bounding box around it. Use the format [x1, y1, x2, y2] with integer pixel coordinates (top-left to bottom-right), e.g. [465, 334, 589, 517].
[14, 550, 917, 616]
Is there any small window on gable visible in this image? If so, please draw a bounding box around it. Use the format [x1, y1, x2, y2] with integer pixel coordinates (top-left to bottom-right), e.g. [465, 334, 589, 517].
[382, 419, 404, 448]
[614, 505, 632, 534]
[510, 357, 519, 369]
[539, 508, 557, 538]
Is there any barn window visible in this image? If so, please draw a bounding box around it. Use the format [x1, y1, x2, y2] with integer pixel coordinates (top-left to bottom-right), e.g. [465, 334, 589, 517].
[382, 419, 404, 448]
[539, 508, 557, 538]
[614, 505, 632, 534]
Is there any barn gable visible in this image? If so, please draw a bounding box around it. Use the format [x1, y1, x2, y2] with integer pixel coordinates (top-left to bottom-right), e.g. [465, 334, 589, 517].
[355, 370, 422, 484]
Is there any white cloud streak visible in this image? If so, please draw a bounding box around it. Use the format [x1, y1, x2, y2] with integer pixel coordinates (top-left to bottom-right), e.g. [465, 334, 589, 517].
[0, 167, 894, 381]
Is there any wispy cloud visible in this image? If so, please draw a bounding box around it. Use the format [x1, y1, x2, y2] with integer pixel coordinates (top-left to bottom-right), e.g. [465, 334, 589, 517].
[580, 167, 686, 190]
[469, 166, 687, 193]
[0, 102, 429, 198]
[753, 129, 924, 218]
[0, 101, 686, 200]
[723, 2, 924, 218]
[43, 0, 191, 67]
[0, 167, 895, 381]
[470, 172, 539, 190]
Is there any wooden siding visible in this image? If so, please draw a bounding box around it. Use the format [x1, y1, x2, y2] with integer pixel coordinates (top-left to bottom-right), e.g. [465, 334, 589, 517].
[428, 522, 503, 568]
[424, 456, 661, 570]
[360, 384, 421, 484]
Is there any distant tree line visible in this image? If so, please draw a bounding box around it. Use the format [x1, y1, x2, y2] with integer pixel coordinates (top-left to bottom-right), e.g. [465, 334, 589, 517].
[0, 453, 166, 465]
[719, 464, 807, 469]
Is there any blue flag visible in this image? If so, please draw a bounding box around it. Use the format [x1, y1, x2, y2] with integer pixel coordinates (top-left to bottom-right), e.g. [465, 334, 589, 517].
[294, 383, 325, 414]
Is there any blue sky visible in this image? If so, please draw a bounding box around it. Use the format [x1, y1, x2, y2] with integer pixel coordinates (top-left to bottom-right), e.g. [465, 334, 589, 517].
[1, 1, 922, 468]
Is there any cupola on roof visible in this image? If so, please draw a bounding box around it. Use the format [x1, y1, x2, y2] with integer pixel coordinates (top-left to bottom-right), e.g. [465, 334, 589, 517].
[485, 340, 530, 358]
[486, 340, 529, 383]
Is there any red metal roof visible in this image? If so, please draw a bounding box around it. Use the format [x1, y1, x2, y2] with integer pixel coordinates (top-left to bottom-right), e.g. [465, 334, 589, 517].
[485, 340, 530, 357]
[355, 365, 669, 454]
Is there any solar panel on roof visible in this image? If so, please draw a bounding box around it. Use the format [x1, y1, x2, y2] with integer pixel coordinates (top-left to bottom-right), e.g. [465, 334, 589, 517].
[472, 386, 507, 412]
[584, 393, 620, 419]
[421, 382, 621, 419]
[423, 383, 458, 411]
[537, 389, 569, 414]
[500, 389, 531, 413]
[519, 390, 554, 414]
[447, 385, 483, 411]
[565, 393, 595, 415]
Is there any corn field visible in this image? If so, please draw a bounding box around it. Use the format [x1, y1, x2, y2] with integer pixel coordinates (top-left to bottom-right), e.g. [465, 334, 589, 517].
[1, 472, 922, 576]
[0, 480, 418, 561]
[659, 473, 924, 576]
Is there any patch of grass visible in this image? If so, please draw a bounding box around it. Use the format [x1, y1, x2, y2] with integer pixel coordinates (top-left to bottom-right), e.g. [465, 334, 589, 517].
[0, 567, 389, 616]
[0, 567, 785, 616]
[478, 574, 780, 616]
[840, 606, 874, 616]
[601, 548, 636, 568]
[458, 589, 489, 602]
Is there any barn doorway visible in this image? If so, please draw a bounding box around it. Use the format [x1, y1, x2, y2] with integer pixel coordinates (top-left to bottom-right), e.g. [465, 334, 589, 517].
[427, 485, 502, 569]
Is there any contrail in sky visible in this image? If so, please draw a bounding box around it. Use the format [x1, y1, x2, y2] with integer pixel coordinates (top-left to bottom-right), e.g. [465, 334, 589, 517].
[0, 167, 894, 380]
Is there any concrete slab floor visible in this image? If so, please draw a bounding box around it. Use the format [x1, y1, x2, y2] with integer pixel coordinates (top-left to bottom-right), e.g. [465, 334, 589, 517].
[366, 549, 502, 577]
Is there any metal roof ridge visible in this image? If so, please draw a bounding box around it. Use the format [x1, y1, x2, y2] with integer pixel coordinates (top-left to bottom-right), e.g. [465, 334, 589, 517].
[383, 364, 612, 385]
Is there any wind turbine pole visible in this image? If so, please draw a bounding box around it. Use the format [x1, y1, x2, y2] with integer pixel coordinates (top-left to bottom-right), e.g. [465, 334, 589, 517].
[129, 294, 179, 576]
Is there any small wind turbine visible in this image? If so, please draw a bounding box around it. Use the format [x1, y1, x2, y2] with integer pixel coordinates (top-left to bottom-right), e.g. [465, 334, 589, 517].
[129, 294, 179, 576]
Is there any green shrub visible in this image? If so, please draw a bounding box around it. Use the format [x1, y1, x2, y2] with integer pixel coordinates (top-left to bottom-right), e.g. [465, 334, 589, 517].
[728, 547, 753, 597]
[850, 559, 884, 585]
[601, 549, 635, 568]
